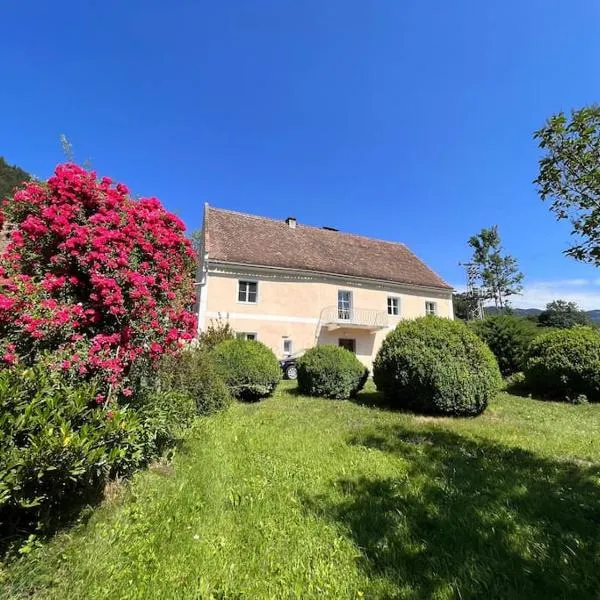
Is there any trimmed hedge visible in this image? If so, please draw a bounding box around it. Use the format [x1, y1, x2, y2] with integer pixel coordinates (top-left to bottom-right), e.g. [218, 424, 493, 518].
[524, 327, 600, 401]
[211, 339, 281, 401]
[158, 347, 231, 415]
[373, 317, 501, 416]
[296, 345, 368, 399]
[469, 315, 539, 376]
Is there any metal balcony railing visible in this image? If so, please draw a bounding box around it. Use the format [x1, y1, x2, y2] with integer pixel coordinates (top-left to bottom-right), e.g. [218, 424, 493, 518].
[320, 306, 388, 329]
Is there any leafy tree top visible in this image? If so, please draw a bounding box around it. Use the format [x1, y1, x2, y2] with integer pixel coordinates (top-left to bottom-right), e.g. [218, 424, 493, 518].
[535, 105, 600, 264]
[468, 225, 523, 309]
[538, 299, 591, 329]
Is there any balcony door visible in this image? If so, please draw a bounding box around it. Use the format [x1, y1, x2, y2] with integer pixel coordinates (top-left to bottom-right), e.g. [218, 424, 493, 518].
[338, 290, 353, 320]
[338, 338, 356, 353]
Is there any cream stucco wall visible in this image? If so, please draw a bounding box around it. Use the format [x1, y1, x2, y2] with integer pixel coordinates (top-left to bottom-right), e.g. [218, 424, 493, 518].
[201, 265, 453, 369]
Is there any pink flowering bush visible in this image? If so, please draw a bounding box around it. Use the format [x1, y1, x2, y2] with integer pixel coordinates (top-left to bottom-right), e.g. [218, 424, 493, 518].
[0, 164, 197, 398]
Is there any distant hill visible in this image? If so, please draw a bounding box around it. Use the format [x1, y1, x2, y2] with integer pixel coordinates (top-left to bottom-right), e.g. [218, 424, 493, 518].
[485, 306, 600, 323]
[0, 157, 30, 200]
[586, 310, 600, 323]
[485, 307, 541, 318]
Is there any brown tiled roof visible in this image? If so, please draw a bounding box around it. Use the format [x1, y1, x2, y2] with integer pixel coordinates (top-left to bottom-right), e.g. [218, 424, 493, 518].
[204, 206, 452, 290]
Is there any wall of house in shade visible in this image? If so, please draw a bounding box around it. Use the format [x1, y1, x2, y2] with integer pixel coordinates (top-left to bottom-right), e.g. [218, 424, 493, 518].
[199, 265, 453, 369]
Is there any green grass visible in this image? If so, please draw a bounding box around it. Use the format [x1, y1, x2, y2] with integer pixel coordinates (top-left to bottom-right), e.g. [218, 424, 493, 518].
[3, 381, 600, 599]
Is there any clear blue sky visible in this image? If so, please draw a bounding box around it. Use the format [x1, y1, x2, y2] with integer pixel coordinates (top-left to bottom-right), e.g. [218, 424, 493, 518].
[2, 1, 600, 307]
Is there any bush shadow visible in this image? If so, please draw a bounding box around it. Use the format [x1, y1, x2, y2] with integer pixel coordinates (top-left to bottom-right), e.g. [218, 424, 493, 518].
[302, 425, 600, 599]
[349, 387, 391, 410]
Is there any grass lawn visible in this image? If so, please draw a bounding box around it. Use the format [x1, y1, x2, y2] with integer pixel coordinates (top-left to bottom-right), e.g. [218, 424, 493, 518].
[2, 381, 600, 599]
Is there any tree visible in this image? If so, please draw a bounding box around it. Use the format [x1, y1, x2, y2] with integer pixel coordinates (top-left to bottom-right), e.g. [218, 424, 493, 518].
[0, 157, 30, 201]
[453, 292, 479, 320]
[468, 225, 524, 310]
[534, 105, 600, 264]
[538, 300, 591, 329]
[190, 228, 202, 258]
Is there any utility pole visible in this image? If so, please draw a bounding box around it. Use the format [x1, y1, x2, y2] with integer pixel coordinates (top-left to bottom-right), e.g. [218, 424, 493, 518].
[459, 262, 484, 320]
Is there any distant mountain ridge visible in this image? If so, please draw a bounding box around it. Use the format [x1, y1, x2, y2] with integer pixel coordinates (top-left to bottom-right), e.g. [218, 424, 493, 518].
[485, 306, 600, 323]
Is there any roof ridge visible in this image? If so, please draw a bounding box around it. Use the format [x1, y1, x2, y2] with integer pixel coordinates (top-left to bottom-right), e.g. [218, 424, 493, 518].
[207, 204, 410, 249]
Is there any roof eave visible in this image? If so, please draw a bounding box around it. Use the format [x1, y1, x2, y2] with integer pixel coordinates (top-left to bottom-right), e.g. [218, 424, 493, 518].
[207, 259, 454, 294]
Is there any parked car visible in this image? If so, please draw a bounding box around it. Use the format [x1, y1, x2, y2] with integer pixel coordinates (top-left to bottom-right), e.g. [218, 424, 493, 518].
[279, 350, 306, 380]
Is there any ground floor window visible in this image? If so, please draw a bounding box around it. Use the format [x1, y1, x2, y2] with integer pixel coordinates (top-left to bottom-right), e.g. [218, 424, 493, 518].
[338, 338, 356, 353]
[283, 338, 293, 357]
[236, 332, 257, 341]
[425, 301, 438, 316]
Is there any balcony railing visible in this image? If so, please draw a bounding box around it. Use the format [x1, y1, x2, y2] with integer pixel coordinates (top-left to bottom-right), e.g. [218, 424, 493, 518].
[320, 306, 388, 330]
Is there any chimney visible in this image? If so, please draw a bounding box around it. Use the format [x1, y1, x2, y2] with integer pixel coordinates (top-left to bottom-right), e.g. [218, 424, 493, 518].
[285, 216, 297, 229]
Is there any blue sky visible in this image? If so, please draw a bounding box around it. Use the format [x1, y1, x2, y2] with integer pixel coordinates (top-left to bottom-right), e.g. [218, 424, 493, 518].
[2, 1, 600, 307]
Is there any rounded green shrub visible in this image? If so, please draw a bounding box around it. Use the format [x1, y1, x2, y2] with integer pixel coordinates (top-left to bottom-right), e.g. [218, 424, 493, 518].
[296, 345, 368, 399]
[469, 315, 539, 376]
[211, 339, 281, 401]
[524, 327, 600, 401]
[373, 317, 502, 416]
[158, 347, 231, 415]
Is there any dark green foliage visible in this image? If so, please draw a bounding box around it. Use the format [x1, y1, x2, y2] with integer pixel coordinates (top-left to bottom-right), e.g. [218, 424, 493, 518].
[452, 292, 480, 320]
[0, 157, 30, 201]
[296, 345, 368, 399]
[524, 327, 600, 401]
[198, 318, 235, 350]
[158, 347, 231, 414]
[0, 365, 139, 530]
[538, 300, 591, 329]
[373, 317, 502, 416]
[535, 105, 600, 264]
[469, 315, 539, 376]
[211, 339, 281, 401]
[0, 363, 196, 537]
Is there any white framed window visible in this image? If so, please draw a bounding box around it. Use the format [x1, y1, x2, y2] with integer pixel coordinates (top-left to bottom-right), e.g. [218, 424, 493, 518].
[238, 280, 258, 303]
[236, 332, 257, 341]
[425, 301, 437, 316]
[338, 290, 353, 320]
[283, 338, 293, 357]
[387, 296, 400, 316]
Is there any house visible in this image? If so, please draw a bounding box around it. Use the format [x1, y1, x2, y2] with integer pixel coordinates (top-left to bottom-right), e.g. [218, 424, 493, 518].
[196, 205, 453, 368]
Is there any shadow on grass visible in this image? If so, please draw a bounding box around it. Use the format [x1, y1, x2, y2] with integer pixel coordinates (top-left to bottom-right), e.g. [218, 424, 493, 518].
[0, 480, 106, 559]
[349, 388, 390, 410]
[303, 425, 600, 599]
[0, 435, 191, 560]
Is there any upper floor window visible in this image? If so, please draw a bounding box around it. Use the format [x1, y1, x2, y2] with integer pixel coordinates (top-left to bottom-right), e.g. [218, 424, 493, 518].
[387, 296, 399, 316]
[338, 290, 352, 320]
[425, 301, 437, 316]
[238, 280, 258, 303]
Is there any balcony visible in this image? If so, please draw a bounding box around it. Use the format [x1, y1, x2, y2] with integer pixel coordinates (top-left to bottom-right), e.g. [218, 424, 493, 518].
[320, 306, 388, 331]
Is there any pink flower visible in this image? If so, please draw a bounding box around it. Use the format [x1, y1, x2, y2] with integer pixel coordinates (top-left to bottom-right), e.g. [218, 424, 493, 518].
[0, 162, 197, 390]
[3, 352, 16, 365]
